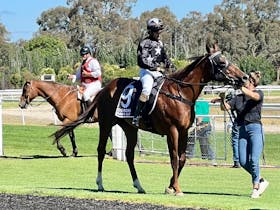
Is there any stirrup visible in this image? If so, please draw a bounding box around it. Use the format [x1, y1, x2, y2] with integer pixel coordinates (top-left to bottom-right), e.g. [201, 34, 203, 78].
[132, 116, 140, 127]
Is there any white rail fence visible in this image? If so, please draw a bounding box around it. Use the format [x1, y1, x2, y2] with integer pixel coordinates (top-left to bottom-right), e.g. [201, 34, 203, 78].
[1, 85, 280, 100]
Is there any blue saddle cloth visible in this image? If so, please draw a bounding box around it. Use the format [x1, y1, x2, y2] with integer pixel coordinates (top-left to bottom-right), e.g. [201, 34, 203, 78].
[115, 77, 165, 118]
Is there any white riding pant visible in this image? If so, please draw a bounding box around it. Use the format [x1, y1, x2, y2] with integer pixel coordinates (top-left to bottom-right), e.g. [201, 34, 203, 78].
[139, 68, 163, 102]
[82, 80, 102, 102]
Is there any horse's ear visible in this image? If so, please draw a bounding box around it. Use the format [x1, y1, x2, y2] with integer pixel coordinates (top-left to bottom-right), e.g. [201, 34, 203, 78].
[206, 34, 219, 54]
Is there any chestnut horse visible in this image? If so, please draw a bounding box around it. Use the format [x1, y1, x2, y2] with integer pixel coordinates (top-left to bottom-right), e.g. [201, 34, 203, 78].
[53, 44, 248, 195]
[19, 80, 99, 157]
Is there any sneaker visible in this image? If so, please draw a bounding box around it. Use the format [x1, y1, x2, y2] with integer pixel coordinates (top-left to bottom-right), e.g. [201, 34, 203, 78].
[251, 189, 260, 198]
[211, 160, 218, 166]
[258, 178, 269, 196]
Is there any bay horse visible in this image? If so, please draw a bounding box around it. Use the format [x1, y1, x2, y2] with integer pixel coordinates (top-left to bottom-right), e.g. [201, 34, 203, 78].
[53, 43, 248, 195]
[19, 80, 99, 157]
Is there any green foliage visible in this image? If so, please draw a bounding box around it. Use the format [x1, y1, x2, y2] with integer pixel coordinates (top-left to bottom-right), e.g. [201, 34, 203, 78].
[171, 59, 190, 70]
[40, 67, 55, 75]
[23, 35, 72, 75]
[238, 55, 276, 85]
[57, 65, 74, 84]
[19, 68, 37, 86]
[24, 35, 65, 56]
[102, 63, 138, 85]
[9, 72, 22, 88]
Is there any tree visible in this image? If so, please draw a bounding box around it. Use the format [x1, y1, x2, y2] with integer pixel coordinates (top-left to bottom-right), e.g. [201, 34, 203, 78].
[180, 11, 207, 58]
[0, 22, 11, 89]
[24, 35, 72, 74]
[238, 55, 276, 85]
[36, 6, 71, 42]
[207, 0, 279, 66]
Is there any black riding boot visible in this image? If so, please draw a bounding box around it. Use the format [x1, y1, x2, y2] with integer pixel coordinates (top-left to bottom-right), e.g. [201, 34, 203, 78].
[86, 100, 92, 109]
[84, 100, 94, 122]
[132, 101, 146, 127]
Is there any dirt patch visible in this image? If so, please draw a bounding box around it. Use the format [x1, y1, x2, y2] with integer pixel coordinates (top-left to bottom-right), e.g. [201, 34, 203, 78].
[2, 104, 59, 126]
[0, 193, 199, 210]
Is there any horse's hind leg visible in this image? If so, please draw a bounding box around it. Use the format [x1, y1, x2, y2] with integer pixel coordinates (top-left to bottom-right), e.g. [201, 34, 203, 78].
[56, 141, 67, 157]
[96, 125, 112, 192]
[122, 125, 145, 193]
[69, 130, 78, 157]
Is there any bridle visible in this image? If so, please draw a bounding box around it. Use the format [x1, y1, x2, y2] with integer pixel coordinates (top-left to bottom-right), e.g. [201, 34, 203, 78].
[208, 51, 234, 84]
[159, 52, 246, 106]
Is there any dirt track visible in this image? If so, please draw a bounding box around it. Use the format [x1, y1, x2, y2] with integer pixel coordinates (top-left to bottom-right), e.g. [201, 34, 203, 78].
[2, 104, 61, 126]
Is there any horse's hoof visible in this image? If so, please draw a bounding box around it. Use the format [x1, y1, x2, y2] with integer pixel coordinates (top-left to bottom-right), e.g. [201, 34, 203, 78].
[98, 188, 104, 192]
[59, 149, 67, 157]
[138, 189, 146, 194]
[71, 152, 78, 157]
[165, 187, 175, 194]
[175, 192, 184, 196]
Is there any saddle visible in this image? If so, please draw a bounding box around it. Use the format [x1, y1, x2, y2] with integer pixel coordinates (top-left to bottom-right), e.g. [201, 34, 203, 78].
[115, 77, 165, 119]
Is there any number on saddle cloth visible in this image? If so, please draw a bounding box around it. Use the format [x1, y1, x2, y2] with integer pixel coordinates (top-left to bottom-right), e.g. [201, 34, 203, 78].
[115, 77, 165, 118]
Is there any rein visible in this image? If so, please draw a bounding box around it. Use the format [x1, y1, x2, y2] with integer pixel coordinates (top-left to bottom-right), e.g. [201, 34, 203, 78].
[159, 52, 233, 106]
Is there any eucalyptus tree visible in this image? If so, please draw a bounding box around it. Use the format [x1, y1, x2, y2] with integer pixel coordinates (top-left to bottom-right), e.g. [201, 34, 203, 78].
[202, 0, 279, 81]
[179, 11, 207, 59]
[243, 0, 280, 67]
[23, 35, 70, 75]
[204, 1, 250, 62]
[36, 6, 71, 42]
[0, 22, 10, 88]
[0, 22, 10, 67]
[65, 0, 137, 65]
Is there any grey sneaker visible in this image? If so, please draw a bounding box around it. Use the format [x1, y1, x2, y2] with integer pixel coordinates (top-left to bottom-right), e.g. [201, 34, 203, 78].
[258, 178, 269, 196]
[251, 189, 260, 198]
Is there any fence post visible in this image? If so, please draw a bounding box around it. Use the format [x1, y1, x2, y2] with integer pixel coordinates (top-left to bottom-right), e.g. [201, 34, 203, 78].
[0, 97, 3, 156]
[112, 125, 126, 161]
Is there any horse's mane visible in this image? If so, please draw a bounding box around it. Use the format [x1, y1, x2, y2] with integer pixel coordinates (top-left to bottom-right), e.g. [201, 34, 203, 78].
[34, 80, 75, 90]
[169, 55, 206, 80]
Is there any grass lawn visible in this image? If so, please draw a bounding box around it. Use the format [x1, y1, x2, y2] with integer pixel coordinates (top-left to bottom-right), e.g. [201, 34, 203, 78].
[1, 125, 279, 209]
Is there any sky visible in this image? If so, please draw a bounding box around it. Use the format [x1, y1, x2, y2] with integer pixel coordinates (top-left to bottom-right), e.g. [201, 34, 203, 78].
[0, 0, 222, 42]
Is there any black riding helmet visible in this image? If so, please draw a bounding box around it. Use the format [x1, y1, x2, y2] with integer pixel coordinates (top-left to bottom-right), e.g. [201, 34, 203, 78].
[147, 18, 164, 32]
[80, 46, 91, 56]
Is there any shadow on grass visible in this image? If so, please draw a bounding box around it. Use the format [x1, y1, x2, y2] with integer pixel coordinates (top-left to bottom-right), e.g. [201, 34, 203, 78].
[42, 186, 247, 197]
[42, 187, 138, 194]
[183, 190, 246, 197]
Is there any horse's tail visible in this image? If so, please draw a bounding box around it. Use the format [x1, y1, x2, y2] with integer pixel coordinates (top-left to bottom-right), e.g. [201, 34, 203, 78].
[51, 92, 100, 144]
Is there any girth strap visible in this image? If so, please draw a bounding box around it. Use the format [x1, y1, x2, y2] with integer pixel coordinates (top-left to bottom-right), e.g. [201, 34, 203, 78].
[159, 90, 194, 107]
